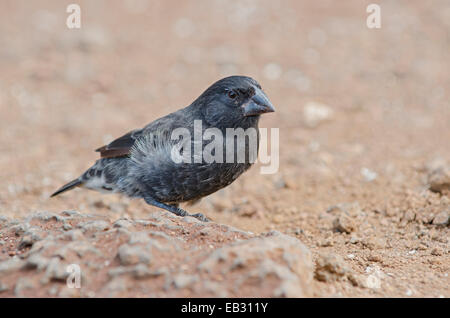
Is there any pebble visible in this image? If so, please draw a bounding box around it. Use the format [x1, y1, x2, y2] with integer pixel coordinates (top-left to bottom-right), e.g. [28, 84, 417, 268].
[10, 223, 30, 236]
[362, 237, 386, 250]
[303, 101, 334, 128]
[432, 210, 449, 226]
[0, 258, 24, 274]
[333, 215, 356, 234]
[29, 211, 63, 222]
[63, 229, 85, 241]
[361, 168, 377, 182]
[367, 253, 382, 263]
[18, 228, 43, 249]
[63, 223, 72, 231]
[172, 274, 198, 289]
[431, 247, 444, 256]
[78, 220, 110, 232]
[24, 254, 50, 271]
[117, 244, 152, 266]
[113, 219, 134, 229]
[428, 164, 450, 193]
[314, 253, 350, 282]
[41, 257, 70, 283]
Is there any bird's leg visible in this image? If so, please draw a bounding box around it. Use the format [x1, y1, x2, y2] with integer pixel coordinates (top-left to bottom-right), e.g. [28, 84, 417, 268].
[143, 196, 210, 222]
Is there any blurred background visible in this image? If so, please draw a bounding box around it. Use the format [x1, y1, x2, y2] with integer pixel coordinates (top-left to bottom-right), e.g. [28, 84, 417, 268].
[0, 0, 449, 251]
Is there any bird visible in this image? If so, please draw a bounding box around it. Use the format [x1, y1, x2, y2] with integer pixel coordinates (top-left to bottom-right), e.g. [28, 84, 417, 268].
[51, 76, 275, 221]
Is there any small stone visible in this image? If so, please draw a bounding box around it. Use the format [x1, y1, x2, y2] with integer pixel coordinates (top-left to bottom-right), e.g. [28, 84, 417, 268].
[10, 223, 29, 236]
[402, 210, 416, 223]
[63, 223, 72, 231]
[417, 243, 428, 251]
[18, 228, 43, 249]
[349, 235, 360, 244]
[428, 165, 450, 194]
[63, 229, 85, 241]
[172, 274, 198, 289]
[364, 274, 382, 289]
[367, 253, 382, 263]
[361, 167, 377, 182]
[24, 254, 49, 271]
[61, 210, 81, 217]
[117, 244, 152, 266]
[315, 253, 350, 282]
[303, 101, 334, 128]
[347, 273, 365, 288]
[41, 257, 70, 283]
[29, 211, 63, 222]
[431, 247, 444, 256]
[78, 220, 110, 232]
[113, 219, 134, 229]
[362, 237, 386, 250]
[333, 215, 356, 234]
[432, 210, 449, 226]
[0, 258, 24, 274]
[317, 238, 334, 247]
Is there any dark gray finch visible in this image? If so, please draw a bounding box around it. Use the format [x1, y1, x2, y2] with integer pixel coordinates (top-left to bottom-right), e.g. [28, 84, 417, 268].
[51, 76, 275, 221]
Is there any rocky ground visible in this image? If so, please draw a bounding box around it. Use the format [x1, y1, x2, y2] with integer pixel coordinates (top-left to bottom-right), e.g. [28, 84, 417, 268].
[0, 1, 449, 297]
[0, 211, 314, 297]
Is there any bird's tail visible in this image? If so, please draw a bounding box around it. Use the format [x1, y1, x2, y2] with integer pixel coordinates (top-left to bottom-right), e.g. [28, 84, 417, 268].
[50, 178, 83, 197]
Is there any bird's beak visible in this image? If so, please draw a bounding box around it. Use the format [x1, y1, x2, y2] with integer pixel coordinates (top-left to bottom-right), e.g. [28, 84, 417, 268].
[243, 89, 275, 117]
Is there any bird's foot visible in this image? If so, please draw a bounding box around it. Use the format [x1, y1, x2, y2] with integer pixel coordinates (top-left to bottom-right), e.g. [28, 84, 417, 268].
[144, 196, 210, 222]
[189, 213, 210, 222]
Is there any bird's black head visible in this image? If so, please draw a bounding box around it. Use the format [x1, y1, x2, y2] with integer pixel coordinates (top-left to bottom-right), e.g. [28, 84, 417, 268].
[195, 76, 275, 127]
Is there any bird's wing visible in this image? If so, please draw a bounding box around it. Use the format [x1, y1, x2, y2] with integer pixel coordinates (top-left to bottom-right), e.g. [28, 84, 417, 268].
[95, 129, 143, 158]
[95, 108, 190, 159]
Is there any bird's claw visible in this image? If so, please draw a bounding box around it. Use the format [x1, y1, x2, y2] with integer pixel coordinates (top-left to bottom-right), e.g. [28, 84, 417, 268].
[190, 213, 210, 222]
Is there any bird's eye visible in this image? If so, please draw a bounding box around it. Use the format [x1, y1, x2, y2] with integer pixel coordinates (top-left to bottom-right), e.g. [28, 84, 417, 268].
[227, 90, 237, 99]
